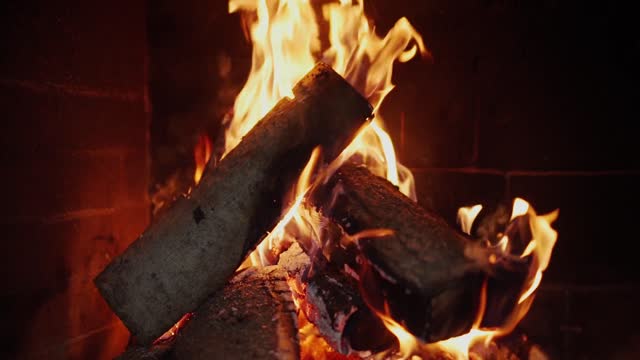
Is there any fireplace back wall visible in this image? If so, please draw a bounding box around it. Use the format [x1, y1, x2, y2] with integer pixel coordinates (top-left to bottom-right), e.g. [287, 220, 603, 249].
[1, 1, 149, 359]
[149, 1, 640, 359]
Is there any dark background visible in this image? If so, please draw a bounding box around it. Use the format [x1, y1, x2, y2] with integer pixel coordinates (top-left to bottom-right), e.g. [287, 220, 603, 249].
[2, 0, 639, 358]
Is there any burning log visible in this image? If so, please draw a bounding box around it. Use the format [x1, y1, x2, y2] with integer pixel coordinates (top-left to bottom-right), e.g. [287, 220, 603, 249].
[278, 242, 394, 355]
[116, 345, 173, 360]
[172, 266, 299, 360]
[312, 163, 497, 343]
[94, 63, 373, 344]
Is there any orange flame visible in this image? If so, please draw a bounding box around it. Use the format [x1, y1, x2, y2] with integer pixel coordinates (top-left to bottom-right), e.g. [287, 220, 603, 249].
[226, 0, 425, 199]
[457, 204, 483, 235]
[193, 134, 212, 185]
[387, 199, 558, 360]
[225, 0, 426, 268]
[154, 313, 192, 344]
[372, 199, 558, 360]
[222, 0, 558, 358]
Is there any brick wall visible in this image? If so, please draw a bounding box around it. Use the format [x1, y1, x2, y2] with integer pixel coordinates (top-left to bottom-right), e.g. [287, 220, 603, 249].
[148, 0, 249, 195]
[0, 1, 149, 359]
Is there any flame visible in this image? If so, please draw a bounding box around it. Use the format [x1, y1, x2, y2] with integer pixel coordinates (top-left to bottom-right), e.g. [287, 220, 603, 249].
[226, 0, 425, 198]
[457, 204, 483, 235]
[371, 199, 558, 360]
[421, 199, 558, 360]
[193, 134, 212, 185]
[496, 235, 509, 253]
[510, 197, 530, 221]
[376, 198, 554, 358]
[516, 203, 558, 305]
[249, 147, 322, 267]
[225, 0, 425, 268]
[154, 313, 192, 344]
[378, 305, 420, 359]
[221, 0, 558, 358]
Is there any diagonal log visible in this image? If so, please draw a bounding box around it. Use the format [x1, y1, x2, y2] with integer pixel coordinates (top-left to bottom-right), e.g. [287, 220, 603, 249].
[94, 63, 372, 344]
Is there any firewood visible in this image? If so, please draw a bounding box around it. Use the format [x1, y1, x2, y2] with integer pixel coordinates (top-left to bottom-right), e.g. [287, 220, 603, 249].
[278, 242, 394, 355]
[482, 214, 531, 328]
[172, 266, 299, 360]
[312, 163, 500, 343]
[116, 344, 173, 360]
[94, 63, 372, 344]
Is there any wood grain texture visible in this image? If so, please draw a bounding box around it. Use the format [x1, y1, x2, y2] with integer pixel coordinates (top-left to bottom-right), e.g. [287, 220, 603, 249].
[313, 163, 490, 342]
[94, 63, 372, 343]
[173, 266, 299, 360]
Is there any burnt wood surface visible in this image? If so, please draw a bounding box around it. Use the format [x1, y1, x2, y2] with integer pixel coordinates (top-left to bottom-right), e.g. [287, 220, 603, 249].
[313, 163, 492, 342]
[116, 344, 173, 360]
[94, 63, 372, 344]
[278, 243, 393, 355]
[172, 266, 299, 360]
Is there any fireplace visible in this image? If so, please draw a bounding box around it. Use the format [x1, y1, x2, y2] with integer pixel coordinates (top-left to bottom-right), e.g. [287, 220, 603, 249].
[1, 1, 148, 359]
[2, 0, 639, 359]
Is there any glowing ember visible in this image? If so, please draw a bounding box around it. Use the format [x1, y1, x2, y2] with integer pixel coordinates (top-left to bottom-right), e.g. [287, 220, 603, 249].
[154, 313, 192, 344]
[193, 134, 212, 185]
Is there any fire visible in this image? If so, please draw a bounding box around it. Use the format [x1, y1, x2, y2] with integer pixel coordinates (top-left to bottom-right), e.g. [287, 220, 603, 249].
[457, 204, 483, 235]
[193, 134, 212, 185]
[511, 198, 530, 221]
[378, 304, 420, 359]
[226, 0, 425, 199]
[377, 199, 558, 360]
[225, 0, 426, 267]
[219, 0, 558, 358]
[154, 313, 192, 344]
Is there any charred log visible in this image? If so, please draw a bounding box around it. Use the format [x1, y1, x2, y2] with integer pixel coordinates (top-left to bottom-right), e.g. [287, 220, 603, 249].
[312, 163, 495, 342]
[172, 266, 299, 360]
[94, 63, 372, 344]
[278, 242, 394, 355]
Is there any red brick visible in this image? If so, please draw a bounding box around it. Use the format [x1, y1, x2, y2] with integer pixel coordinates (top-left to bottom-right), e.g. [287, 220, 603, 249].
[0, 85, 147, 151]
[2, 148, 149, 220]
[381, 61, 476, 168]
[412, 169, 507, 226]
[519, 286, 640, 359]
[0, 1, 146, 91]
[120, 148, 150, 206]
[567, 287, 640, 358]
[1, 206, 148, 358]
[517, 288, 567, 359]
[509, 174, 640, 284]
[2, 206, 147, 293]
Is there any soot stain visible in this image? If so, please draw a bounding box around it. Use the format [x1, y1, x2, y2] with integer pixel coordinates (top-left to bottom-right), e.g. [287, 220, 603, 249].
[193, 206, 205, 224]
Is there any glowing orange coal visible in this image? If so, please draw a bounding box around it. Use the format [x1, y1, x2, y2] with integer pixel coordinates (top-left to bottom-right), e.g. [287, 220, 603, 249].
[193, 133, 212, 185]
